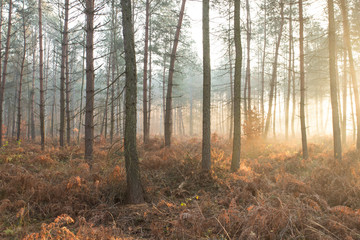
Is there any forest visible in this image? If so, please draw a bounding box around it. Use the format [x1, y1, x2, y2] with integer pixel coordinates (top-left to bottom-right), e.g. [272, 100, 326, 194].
[1, 0, 360, 239]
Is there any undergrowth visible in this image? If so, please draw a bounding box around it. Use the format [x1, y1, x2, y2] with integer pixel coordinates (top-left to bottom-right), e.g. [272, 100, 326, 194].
[0, 136, 360, 239]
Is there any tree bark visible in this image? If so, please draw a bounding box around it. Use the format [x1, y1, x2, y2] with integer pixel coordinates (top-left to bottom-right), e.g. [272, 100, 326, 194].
[78, 33, 86, 144]
[85, 0, 95, 161]
[0, 0, 12, 147]
[143, 0, 149, 144]
[261, 0, 267, 133]
[299, 0, 308, 159]
[121, 0, 144, 204]
[59, 0, 69, 147]
[328, 0, 342, 160]
[339, 0, 360, 149]
[202, 0, 211, 171]
[39, 0, 45, 150]
[231, 0, 242, 172]
[342, 49, 347, 145]
[245, 0, 251, 112]
[164, 0, 186, 146]
[285, 1, 292, 139]
[264, 0, 284, 137]
[17, 7, 27, 141]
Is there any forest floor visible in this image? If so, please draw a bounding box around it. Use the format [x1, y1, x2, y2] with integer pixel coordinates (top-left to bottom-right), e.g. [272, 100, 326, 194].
[1, 135, 360, 239]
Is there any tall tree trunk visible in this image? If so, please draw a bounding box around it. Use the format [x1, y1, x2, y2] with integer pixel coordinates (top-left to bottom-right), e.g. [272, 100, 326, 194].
[39, 0, 45, 150]
[66, 48, 71, 144]
[0, 0, 12, 147]
[264, 0, 284, 137]
[285, 1, 292, 139]
[143, 0, 149, 144]
[31, 34, 36, 140]
[273, 81, 277, 137]
[189, 89, 193, 136]
[328, 0, 342, 160]
[78, 33, 85, 144]
[245, 0, 251, 112]
[164, 0, 186, 146]
[299, 0, 308, 159]
[147, 18, 152, 137]
[85, 0, 95, 161]
[101, 53, 111, 138]
[339, 0, 360, 149]
[342, 49, 347, 145]
[231, 0, 242, 172]
[261, 0, 267, 133]
[17, 8, 27, 141]
[228, 0, 234, 140]
[110, 59, 115, 144]
[291, 38, 296, 137]
[60, 0, 69, 147]
[202, 0, 211, 171]
[121, 0, 144, 204]
[51, 43, 58, 138]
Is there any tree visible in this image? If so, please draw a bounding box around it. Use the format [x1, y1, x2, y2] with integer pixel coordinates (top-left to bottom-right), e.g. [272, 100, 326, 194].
[85, 0, 95, 161]
[164, 0, 186, 146]
[339, 0, 360, 149]
[285, 0, 293, 139]
[299, 0, 308, 159]
[231, 0, 242, 172]
[39, 0, 45, 150]
[59, 0, 69, 147]
[244, 0, 251, 118]
[263, 0, 285, 137]
[327, 0, 342, 160]
[143, 0, 150, 144]
[0, 0, 12, 147]
[202, 0, 211, 171]
[17, 0, 28, 142]
[121, 0, 144, 204]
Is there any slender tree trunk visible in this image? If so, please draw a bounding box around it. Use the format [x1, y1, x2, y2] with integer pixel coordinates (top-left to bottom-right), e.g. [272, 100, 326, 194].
[12, 83, 17, 138]
[231, 0, 242, 172]
[60, 0, 69, 147]
[164, 0, 186, 146]
[143, 0, 149, 144]
[228, 1, 234, 140]
[121, 0, 144, 204]
[51, 43, 58, 138]
[78, 33, 86, 144]
[39, 0, 45, 150]
[101, 53, 111, 138]
[273, 82, 277, 137]
[339, 0, 360, 149]
[110, 59, 115, 144]
[147, 18, 152, 137]
[299, 0, 308, 159]
[342, 49, 347, 145]
[0, 2, 2, 140]
[285, 1, 292, 139]
[328, 0, 342, 160]
[0, 0, 12, 147]
[31, 34, 36, 140]
[17, 9, 27, 141]
[291, 38, 296, 137]
[189, 89, 193, 136]
[85, 0, 95, 161]
[264, 0, 284, 137]
[66, 48, 71, 145]
[261, 0, 267, 133]
[245, 0, 251, 112]
[350, 80, 356, 142]
[202, 0, 211, 171]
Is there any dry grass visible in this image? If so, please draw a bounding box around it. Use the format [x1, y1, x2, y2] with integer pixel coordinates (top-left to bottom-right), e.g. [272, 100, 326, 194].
[0, 137, 360, 239]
